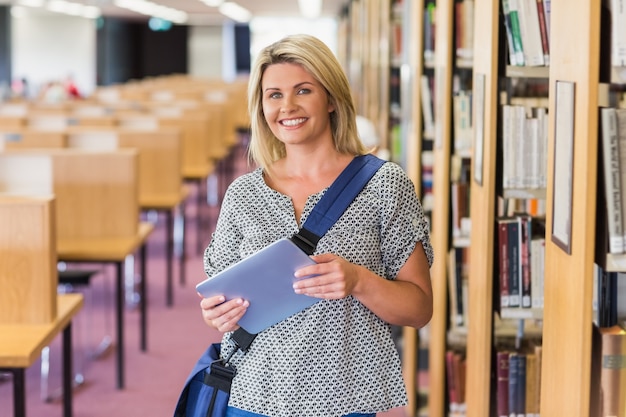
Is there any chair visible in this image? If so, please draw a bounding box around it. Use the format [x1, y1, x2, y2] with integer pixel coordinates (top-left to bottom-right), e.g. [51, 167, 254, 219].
[40, 268, 112, 401]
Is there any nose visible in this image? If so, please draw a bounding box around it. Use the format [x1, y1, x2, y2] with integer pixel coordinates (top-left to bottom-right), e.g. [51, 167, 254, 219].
[280, 94, 297, 113]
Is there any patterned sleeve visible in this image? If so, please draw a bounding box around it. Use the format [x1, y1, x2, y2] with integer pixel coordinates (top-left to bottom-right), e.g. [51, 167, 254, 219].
[377, 162, 434, 279]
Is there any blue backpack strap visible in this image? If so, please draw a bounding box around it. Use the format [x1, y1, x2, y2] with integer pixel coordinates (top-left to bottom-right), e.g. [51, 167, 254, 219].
[290, 154, 385, 255]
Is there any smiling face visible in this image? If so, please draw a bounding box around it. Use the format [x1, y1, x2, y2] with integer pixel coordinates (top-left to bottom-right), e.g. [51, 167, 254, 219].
[261, 62, 335, 149]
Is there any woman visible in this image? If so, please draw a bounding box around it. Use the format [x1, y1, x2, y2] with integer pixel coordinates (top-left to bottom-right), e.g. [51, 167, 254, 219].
[200, 34, 433, 417]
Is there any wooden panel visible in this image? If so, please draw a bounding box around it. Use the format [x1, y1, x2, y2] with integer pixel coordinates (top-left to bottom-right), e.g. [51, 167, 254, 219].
[428, 1, 455, 416]
[117, 128, 183, 205]
[0, 129, 67, 149]
[0, 116, 26, 129]
[0, 195, 57, 324]
[465, 0, 500, 416]
[541, 0, 600, 416]
[51, 149, 139, 240]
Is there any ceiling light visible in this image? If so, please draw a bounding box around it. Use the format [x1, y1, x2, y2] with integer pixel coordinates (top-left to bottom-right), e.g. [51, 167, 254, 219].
[16, 0, 45, 7]
[114, 0, 187, 24]
[218, 2, 251, 23]
[201, 0, 224, 7]
[298, 0, 322, 18]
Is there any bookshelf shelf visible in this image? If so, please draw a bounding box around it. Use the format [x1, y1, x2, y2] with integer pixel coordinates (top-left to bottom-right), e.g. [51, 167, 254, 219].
[502, 188, 547, 200]
[604, 253, 626, 272]
[500, 307, 543, 320]
[505, 65, 550, 79]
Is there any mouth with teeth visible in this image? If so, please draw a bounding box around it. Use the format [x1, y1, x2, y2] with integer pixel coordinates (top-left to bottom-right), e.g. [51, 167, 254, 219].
[280, 118, 307, 127]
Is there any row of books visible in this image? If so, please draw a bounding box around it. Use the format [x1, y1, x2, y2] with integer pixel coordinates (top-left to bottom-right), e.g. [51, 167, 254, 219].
[496, 214, 545, 310]
[501, 104, 548, 191]
[599, 106, 626, 254]
[501, 0, 550, 67]
[496, 346, 542, 417]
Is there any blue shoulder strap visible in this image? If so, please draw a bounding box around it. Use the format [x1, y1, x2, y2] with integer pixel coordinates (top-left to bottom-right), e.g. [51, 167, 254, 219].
[290, 154, 385, 255]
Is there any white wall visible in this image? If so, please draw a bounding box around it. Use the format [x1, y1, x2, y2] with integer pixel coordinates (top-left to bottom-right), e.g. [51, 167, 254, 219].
[188, 25, 224, 79]
[11, 9, 96, 97]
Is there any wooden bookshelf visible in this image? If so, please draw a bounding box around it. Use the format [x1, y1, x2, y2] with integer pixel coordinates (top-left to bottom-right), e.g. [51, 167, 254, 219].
[542, 1, 601, 416]
[465, 68, 498, 408]
[428, 0, 455, 415]
[400, 2, 429, 414]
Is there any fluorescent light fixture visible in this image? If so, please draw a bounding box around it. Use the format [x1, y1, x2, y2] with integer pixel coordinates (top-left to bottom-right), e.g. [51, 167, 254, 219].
[114, 0, 188, 24]
[298, 0, 322, 18]
[16, 0, 45, 7]
[46, 0, 100, 18]
[201, 0, 224, 7]
[218, 2, 251, 23]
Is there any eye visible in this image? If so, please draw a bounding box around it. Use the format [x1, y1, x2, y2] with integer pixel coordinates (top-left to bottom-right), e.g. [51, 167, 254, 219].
[297, 88, 311, 95]
[267, 91, 282, 99]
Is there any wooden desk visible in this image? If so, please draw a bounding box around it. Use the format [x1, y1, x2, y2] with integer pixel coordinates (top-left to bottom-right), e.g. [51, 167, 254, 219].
[57, 222, 154, 390]
[0, 150, 153, 390]
[0, 294, 84, 417]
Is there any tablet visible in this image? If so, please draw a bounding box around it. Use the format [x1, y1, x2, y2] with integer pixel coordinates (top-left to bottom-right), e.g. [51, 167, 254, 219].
[195, 238, 320, 334]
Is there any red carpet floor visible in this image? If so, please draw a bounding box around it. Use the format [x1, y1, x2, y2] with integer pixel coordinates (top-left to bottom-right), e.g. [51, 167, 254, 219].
[0, 140, 407, 417]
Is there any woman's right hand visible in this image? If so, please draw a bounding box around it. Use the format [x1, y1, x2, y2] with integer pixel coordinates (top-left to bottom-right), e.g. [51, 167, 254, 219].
[199, 294, 249, 333]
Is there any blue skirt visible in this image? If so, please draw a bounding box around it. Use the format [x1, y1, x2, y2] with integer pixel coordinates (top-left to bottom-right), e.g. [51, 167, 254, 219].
[225, 406, 376, 417]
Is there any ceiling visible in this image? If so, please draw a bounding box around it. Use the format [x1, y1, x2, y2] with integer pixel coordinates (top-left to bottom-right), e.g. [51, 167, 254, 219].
[0, 0, 349, 25]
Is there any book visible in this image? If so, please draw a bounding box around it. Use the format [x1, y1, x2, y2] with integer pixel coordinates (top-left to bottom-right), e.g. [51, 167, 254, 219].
[508, 353, 526, 417]
[497, 218, 513, 308]
[525, 352, 539, 417]
[497, 350, 510, 417]
[420, 75, 435, 137]
[600, 107, 624, 254]
[447, 248, 464, 328]
[542, 0, 551, 39]
[615, 108, 626, 250]
[535, 0, 550, 65]
[530, 237, 545, 309]
[507, 218, 521, 308]
[446, 350, 459, 412]
[517, 214, 532, 308]
[599, 324, 626, 417]
[503, 0, 526, 66]
[501, 0, 519, 65]
[517, 0, 545, 66]
[610, 0, 626, 66]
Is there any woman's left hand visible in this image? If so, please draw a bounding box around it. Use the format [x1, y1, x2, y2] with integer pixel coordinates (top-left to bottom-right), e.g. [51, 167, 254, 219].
[292, 253, 360, 299]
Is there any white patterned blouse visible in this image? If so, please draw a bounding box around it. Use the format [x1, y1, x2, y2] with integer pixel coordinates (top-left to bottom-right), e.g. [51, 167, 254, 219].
[203, 160, 434, 417]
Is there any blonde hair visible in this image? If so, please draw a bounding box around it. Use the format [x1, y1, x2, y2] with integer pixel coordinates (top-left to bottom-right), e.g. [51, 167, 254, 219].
[247, 34, 367, 169]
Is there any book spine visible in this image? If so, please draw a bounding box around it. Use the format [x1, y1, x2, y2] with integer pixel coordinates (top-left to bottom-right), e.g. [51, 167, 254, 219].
[421, 75, 435, 136]
[518, 0, 545, 66]
[497, 350, 510, 417]
[530, 237, 545, 309]
[498, 219, 511, 308]
[599, 325, 626, 417]
[505, 0, 526, 66]
[507, 220, 521, 308]
[518, 214, 532, 308]
[542, 0, 551, 37]
[508, 353, 520, 417]
[535, 0, 550, 65]
[615, 108, 626, 248]
[501, 0, 519, 65]
[600, 108, 625, 254]
[610, 0, 626, 66]
[525, 353, 539, 416]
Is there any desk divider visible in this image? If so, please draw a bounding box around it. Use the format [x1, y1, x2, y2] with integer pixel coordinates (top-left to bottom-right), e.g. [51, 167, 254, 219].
[0, 195, 57, 324]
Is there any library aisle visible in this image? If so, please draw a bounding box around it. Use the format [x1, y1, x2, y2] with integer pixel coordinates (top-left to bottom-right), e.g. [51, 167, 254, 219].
[0, 138, 407, 417]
